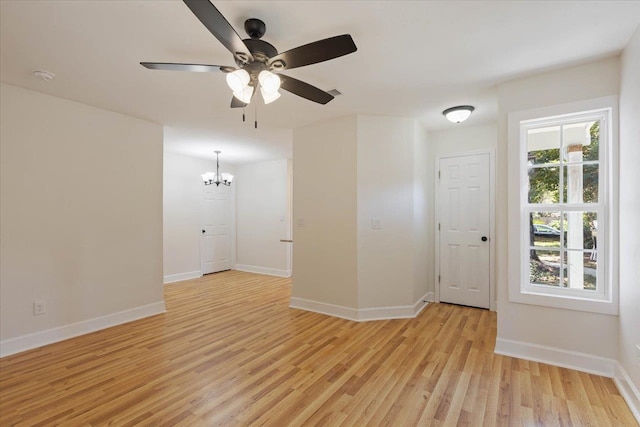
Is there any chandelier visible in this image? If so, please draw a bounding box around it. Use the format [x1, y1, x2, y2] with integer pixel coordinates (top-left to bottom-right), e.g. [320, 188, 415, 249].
[202, 151, 234, 186]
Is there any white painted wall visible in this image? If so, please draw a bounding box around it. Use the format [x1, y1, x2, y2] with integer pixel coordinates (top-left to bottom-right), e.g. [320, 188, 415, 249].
[413, 122, 432, 303]
[357, 116, 414, 308]
[430, 124, 498, 306]
[163, 151, 235, 283]
[292, 116, 359, 308]
[431, 124, 497, 156]
[0, 83, 164, 349]
[292, 114, 430, 316]
[619, 25, 640, 401]
[496, 57, 620, 359]
[235, 158, 290, 276]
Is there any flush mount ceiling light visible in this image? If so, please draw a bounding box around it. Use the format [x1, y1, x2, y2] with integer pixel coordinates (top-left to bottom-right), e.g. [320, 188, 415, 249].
[202, 151, 234, 187]
[443, 105, 475, 123]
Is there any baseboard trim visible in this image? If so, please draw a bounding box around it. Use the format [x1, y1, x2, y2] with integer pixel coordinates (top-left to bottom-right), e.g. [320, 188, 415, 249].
[614, 361, 640, 424]
[494, 337, 616, 377]
[234, 264, 291, 278]
[289, 297, 358, 321]
[290, 292, 431, 322]
[163, 271, 201, 284]
[0, 301, 166, 358]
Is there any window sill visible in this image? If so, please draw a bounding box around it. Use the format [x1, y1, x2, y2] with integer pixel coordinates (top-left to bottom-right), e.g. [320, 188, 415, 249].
[509, 288, 618, 315]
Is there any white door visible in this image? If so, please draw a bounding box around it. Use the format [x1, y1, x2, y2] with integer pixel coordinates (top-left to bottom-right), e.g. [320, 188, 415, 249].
[201, 183, 231, 274]
[439, 153, 491, 309]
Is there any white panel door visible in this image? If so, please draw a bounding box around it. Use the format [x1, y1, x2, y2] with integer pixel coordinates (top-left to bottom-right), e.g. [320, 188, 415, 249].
[439, 153, 490, 309]
[201, 183, 231, 274]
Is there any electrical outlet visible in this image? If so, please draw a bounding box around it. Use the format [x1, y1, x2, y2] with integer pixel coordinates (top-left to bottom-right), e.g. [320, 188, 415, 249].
[33, 300, 46, 316]
[371, 217, 382, 229]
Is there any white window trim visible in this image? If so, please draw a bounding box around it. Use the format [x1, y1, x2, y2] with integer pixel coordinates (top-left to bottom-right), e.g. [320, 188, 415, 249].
[507, 96, 619, 315]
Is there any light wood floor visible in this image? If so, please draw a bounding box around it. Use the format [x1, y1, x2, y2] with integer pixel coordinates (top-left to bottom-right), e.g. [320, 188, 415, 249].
[0, 271, 636, 426]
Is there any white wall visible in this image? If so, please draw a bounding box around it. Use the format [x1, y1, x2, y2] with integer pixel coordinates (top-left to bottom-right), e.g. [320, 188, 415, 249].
[235, 158, 290, 276]
[618, 25, 640, 407]
[163, 151, 235, 283]
[357, 116, 415, 308]
[413, 122, 432, 303]
[431, 124, 497, 156]
[292, 116, 359, 308]
[292, 114, 430, 318]
[429, 124, 498, 306]
[0, 83, 164, 355]
[496, 57, 620, 360]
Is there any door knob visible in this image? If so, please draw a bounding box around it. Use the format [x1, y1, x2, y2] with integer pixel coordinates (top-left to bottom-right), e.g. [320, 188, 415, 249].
[202, 229, 205, 234]
[481, 236, 488, 242]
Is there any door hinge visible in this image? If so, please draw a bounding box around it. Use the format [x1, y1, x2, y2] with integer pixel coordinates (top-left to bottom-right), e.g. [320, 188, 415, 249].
[438, 275, 441, 283]
[438, 170, 441, 179]
[438, 223, 441, 231]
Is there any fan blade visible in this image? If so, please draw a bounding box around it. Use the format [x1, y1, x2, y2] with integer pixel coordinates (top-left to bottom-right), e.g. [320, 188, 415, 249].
[268, 34, 357, 70]
[230, 96, 247, 108]
[183, 0, 253, 62]
[140, 62, 229, 72]
[279, 75, 334, 105]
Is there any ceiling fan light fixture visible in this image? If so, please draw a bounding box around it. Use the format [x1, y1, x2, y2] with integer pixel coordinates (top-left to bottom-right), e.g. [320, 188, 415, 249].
[443, 105, 475, 123]
[226, 69, 250, 92]
[258, 70, 281, 93]
[260, 87, 281, 104]
[233, 85, 254, 104]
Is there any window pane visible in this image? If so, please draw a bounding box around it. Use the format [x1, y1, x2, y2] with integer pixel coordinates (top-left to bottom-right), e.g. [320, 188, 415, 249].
[564, 250, 597, 291]
[563, 164, 598, 203]
[563, 121, 599, 162]
[527, 126, 560, 165]
[530, 250, 561, 287]
[563, 211, 597, 250]
[528, 167, 559, 203]
[530, 211, 561, 248]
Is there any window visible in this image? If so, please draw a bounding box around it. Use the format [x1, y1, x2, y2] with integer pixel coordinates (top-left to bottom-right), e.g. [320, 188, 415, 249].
[508, 97, 618, 315]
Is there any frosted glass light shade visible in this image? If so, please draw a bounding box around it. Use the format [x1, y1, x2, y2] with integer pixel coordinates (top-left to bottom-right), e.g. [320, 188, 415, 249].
[201, 172, 216, 183]
[221, 173, 234, 183]
[260, 87, 281, 104]
[258, 70, 281, 93]
[226, 69, 250, 92]
[233, 85, 254, 104]
[443, 105, 475, 123]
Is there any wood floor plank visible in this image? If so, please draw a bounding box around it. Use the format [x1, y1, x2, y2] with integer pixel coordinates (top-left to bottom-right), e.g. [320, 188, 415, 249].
[0, 271, 637, 426]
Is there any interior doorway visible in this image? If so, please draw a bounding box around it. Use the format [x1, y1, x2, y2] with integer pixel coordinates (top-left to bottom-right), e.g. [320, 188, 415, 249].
[436, 151, 493, 309]
[201, 182, 232, 274]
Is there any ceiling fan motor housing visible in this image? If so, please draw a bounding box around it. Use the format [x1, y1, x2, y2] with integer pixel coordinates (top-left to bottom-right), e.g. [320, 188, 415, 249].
[244, 18, 266, 39]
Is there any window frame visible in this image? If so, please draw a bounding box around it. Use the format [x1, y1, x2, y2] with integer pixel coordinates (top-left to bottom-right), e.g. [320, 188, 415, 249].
[507, 96, 618, 315]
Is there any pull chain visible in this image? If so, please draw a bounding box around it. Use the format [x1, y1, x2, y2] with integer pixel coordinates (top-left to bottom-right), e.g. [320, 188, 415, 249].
[242, 105, 246, 123]
[254, 101, 258, 129]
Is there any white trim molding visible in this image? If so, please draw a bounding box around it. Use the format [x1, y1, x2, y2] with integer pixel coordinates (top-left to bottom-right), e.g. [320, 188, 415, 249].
[507, 96, 619, 315]
[614, 362, 640, 424]
[163, 270, 202, 284]
[290, 292, 431, 322]
[0, 301, 166, 358]
[235, 264, 292, 278]
[289, 297, 358, 321]
[494, 337, 616, 377]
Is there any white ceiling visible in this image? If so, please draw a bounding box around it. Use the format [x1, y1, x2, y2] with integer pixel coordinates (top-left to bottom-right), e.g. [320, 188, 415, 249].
[2, 1, 639, 164]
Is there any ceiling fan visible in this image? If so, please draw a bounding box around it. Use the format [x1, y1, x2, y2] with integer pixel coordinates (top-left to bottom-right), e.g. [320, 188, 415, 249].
[141, 0, 357, 108]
